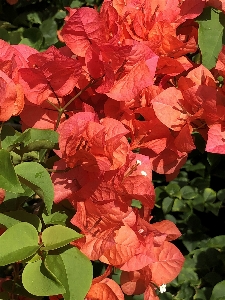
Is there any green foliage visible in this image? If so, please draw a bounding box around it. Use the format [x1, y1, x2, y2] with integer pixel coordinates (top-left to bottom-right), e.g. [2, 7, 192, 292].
[197, 7, 225, 69]
[0, 149, 24, 193]
[41, 225, 83, 251]
[22, 259, 66, 296]
[0, 0, 102, 50]
[0, 222, 39, 266]
[154, 151, 225, 300]
[46, 246, 93, 300]
[0, 210, 42, 231]
[15, 162, 54, 214]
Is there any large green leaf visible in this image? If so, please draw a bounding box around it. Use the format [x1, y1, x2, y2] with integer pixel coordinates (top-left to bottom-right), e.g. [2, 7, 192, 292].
[20, 28, 43, 50]
[0, 211, 42, 232]
[0, 149, 24, 193]
[40, 18, 58, 47]
[0, 124, 21, 150]
[0, 28, 9, 41]
[42, 212, 68, 226]
[210, 280, 225, 300]
[0, 222, 39, 266]
[205, 235, 225, 248]
[14, 162, 54, 214]
[197, 7, 225, 69]
[11, 128, 59, 152]
[42, 225, 83, 251]
[0, 183, 34, 212]
[180, 186, 197, 199]
[46, 246, 93, 300]
[203, 188, 216, 203]
[22, 259, 65, 296]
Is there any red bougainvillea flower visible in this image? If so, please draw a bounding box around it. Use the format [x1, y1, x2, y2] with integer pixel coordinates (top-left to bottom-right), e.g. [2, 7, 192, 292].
[52, 152, 155, 212]
[0, 40, 37, 121]
[86, 266, 124, 300]
[19, 46, 82, 105]
[57, 112, 130, 171]
[61, 5, 159, 101]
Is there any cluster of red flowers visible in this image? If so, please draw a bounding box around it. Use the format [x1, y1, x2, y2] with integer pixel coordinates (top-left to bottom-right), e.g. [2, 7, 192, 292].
[1, 0, 225, 299]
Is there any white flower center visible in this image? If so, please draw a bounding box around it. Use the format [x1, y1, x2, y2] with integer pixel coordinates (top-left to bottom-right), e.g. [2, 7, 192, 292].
[159, 284, 166, 293]
[141, 170, 147, 176]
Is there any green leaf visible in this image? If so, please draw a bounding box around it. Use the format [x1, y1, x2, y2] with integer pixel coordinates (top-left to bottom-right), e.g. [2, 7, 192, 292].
[14, 162, 54, 214]
[70, 0, 83, 8]
[205, 201, 222, 216]
[178, 267, 199, 285]
[22, 259, 66, 296]
[206, 235, 225, 248]
[0, 222, 39, 266]
[10, 128, 59, 152]
[210, 280, 225, 300]
[162, 197, 174, 214]
[42, 225, 83, 251]
[0, 183, 34, 212]
[192, 195, 205, 212]
[176, 283, 195, 300]
[42, 212, 68, 226]
[9, 31, 22, 44]
[165, 183, 181, 198]
[203, 188, 216, 203]
[46, 246, 93, 300]
[217, 189, 225, 202]
[27, 12, 42, 24]
[40, 18, 58, 47]
[0, 124, 21, 150]
[54, 10, 67, 19]
[165, 214, 177, 224]
[159, 293, 173, 300]
[0, 28, 9, 41]
[0, 211, 42, 232]
[0, 149, 24, 193]
[181, 186, 197, 199]
[191, 177, 210, 191]
[20, 28, 43, 50]
[131, 199, 142, 208]
[197, 7, 225, 69]
[185, 161, 205, 177]
[194, 289, 207, 300]
[172, 198, 187, 212]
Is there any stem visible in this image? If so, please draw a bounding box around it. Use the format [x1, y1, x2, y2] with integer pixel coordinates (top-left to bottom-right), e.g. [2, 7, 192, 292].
[47, 167, 70, 173]
[62, 78, 96, 112]
[46, 99, 61, 111]
[54, 78, 97, 131]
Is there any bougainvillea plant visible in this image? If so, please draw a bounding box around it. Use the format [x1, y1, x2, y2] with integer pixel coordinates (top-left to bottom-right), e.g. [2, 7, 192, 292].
[1, 0, 225, 299]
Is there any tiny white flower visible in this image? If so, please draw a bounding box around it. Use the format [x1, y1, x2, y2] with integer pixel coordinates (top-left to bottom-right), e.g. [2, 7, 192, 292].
[136, 159, 142, 165]
[141, 170, 147, 176]
[159, 284, 166, 293]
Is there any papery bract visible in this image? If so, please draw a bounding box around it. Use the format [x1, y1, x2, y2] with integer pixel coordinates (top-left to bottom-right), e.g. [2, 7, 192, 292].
[86, 278, 124, 300]
[151, 87, 188, 131]
[149, 241, 185, 286]
[19, 46, 82, 105]
[205, 123, 225, 154]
